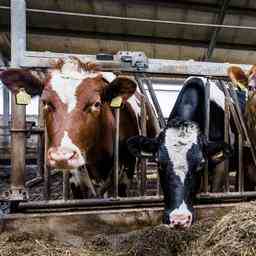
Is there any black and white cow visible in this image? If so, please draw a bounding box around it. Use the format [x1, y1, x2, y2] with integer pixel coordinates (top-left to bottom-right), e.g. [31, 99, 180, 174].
[127, 77, 232, 228]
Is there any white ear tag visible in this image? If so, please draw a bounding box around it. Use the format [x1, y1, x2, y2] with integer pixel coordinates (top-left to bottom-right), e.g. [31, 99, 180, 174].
[16, 88, 31, 105]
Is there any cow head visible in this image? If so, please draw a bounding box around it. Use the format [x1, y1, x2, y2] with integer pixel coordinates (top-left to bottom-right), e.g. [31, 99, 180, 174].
[127, 119, 231, 228]
[0, 58, 137, 170]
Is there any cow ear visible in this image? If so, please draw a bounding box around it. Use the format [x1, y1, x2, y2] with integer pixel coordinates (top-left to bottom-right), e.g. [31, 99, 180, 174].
[127, 135, 160, 159]
[0, 69, 44, 97]
[227, 66, 248, 90]
[103, 76, 137, 103]
[200, 136, 232, 164]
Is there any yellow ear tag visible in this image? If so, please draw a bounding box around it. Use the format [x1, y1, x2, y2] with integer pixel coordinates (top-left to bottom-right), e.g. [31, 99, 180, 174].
[110, 96, 123, 108]
[16, 88, 31, 105]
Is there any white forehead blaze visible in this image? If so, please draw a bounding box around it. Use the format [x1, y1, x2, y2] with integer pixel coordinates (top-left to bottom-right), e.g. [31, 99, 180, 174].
[50, 69, 116, 113]
[51, 71, 83, 113]
[165, 123, 199, 183]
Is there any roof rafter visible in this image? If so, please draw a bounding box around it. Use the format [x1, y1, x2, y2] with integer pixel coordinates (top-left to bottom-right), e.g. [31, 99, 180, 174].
[204, 0, 230, 61]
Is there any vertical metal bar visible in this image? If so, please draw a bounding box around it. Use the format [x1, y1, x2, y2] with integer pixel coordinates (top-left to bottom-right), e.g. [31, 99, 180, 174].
[224, 96, 230, 192]
[238, 134, 244, 192]
[140, 96, 147, 196]
[9, 0, 27, 201]
[63, 171, 70, 200]
[113, 108, 120, 198]
[3, 87, 10, 145]
[43, 122, 50, 200]
[144, 79, 166, 128]
[37, 99, 44, 178]
[204, 78, 210, 193]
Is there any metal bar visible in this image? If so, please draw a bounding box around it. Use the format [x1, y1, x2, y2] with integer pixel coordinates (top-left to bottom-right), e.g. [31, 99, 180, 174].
[1, 5, 256, 31]
[9, 0, 28, 201]
[228, 83, 256, 167]
[43, 123, 50, 200]
[16, 191, 256, 210]
[113, 108, 120, 198]
[20, 51, 251, 77]
[3, 0, 256, 18]
[203, 79, 210, 193]
[238, 134, 244, 192]
[224, 95, 230, 192]
[140, 96, 147, 196]
[144, 78, 166, 128]
[205, 0, 230, 60]
[2, 87, 9, 145]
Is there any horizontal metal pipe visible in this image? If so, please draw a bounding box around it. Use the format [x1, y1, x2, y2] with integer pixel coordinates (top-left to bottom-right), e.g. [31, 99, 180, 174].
[1, 5, 256, 31]
[16, 192, 256, 211]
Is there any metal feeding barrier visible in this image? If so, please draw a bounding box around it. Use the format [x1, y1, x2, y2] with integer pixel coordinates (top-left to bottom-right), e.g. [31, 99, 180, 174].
[1, 0, 256, 214]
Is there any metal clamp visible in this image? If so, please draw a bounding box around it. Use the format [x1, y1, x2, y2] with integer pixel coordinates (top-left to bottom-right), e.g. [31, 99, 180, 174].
[116, 51, 148, 71]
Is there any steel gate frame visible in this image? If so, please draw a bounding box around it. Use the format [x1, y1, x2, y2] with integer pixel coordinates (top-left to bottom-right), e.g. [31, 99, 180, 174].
[1, 0, 256, 212]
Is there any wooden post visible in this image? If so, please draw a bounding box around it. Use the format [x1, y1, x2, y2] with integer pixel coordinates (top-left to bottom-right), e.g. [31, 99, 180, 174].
[8, 0, 28, 201]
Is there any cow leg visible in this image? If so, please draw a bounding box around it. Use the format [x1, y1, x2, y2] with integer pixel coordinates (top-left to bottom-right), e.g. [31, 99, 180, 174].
[70, 168, 97, 199]
[211, 161, 225, 192]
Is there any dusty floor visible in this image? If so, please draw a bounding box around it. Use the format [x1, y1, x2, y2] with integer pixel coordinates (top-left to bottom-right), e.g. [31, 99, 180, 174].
[0, 217, 215, 256]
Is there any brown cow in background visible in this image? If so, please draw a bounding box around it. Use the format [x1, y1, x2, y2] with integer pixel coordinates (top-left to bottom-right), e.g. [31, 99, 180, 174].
[228, 65, 256, 190]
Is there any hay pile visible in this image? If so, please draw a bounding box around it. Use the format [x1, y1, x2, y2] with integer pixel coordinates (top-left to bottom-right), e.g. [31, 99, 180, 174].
[188, 202, 256, 256]
[127, 218, 216, 256]
[2, 203, 256, 256]
[0, 230, 113, 256]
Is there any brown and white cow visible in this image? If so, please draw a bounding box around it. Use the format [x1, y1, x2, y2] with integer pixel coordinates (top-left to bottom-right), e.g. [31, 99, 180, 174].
[0, 58, 158, 198]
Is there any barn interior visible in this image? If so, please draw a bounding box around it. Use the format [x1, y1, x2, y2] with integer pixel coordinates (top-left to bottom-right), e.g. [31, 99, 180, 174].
[0, 1, 256, 255]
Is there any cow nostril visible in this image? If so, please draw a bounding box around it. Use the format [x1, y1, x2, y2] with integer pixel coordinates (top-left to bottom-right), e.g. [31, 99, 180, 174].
[69, 151, 78, 160]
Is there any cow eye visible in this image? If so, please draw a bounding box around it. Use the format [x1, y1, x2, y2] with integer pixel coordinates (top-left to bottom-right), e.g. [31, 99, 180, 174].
[42, 101, 55, 112]
[94, 101, 102, 108]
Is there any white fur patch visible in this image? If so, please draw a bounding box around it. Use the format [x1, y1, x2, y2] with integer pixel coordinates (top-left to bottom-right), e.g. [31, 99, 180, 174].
[102, 72, 116, 83]
[165, 123, 199, 183]
[128, 94, 141, 119]
[51, 71, 82, 113]
[60, 131, 85, 166]
[209, 80, 225, 109]
[170, 201, 191, 217]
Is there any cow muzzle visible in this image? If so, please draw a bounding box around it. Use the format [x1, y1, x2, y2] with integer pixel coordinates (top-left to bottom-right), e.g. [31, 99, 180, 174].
[48, 147, 85, 169]
[169, 211, 193, 228]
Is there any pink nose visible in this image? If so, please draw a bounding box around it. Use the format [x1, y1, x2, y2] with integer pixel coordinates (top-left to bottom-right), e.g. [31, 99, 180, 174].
[170, 214, 192, 228]
[48, 147, 78, 166]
